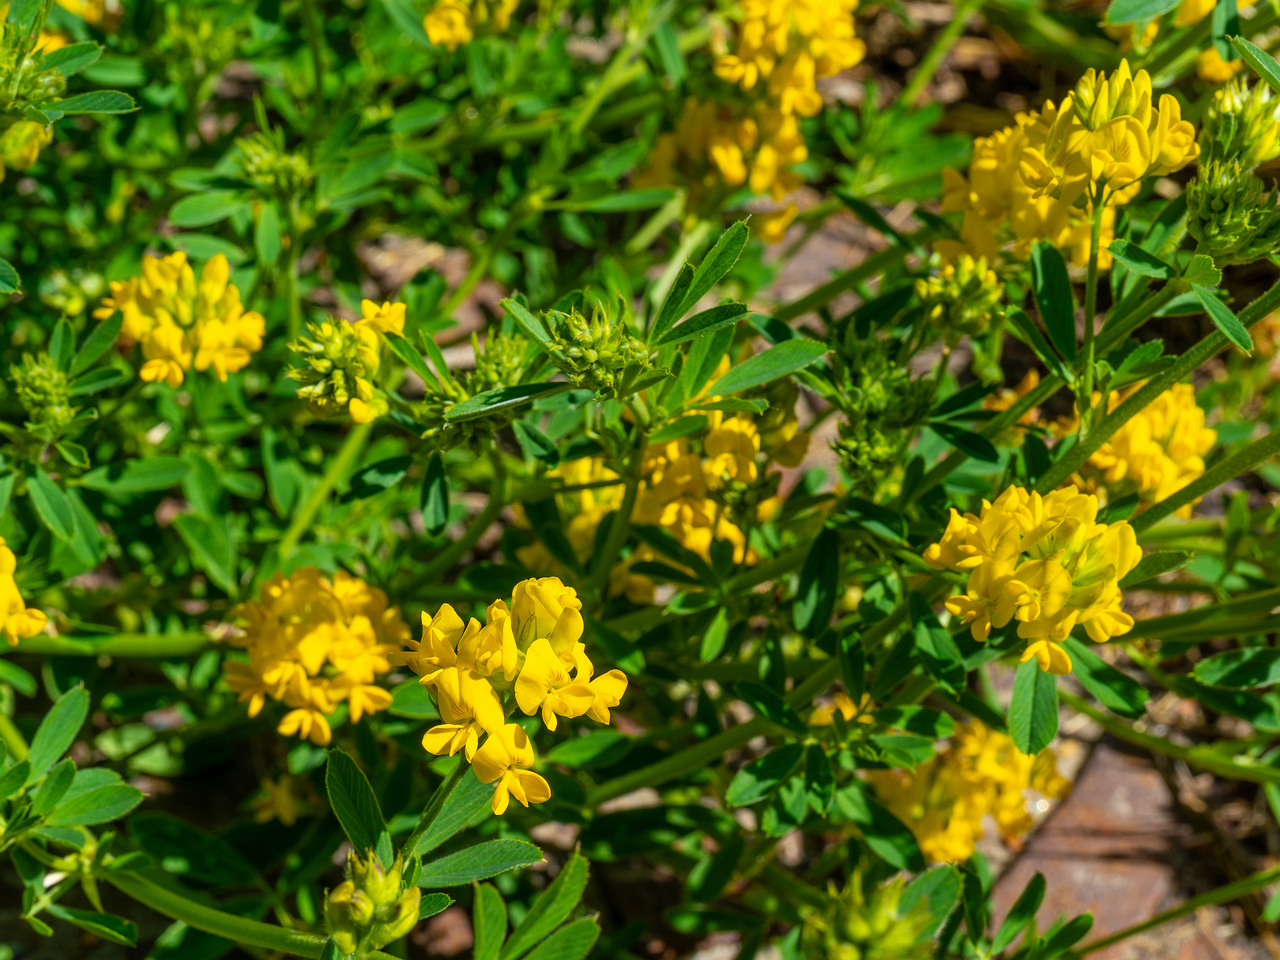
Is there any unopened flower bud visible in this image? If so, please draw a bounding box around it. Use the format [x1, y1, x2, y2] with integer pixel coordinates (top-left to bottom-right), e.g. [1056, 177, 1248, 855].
[325, 880, 374, 954]
[1201, 77, 1280, 168]
[1187, 159, 1280, 265]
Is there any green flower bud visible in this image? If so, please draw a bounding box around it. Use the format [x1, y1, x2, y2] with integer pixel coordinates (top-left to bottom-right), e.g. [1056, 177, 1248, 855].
[418, 328, 530, 451]
[1186, 159, 1280, 266]
[347, 850, 403, 907]
[800, 871, 934, 960]
[325, 880, 375, 955]
[237, 130, 314, 195]
[915, 254, 1003, 343]
[1201, 77, 1280, 168]
[289, 319, 384, 422]
[369, 888, 421, 949]
[10, 351, 77, 436]
[543, 297, 654, 399]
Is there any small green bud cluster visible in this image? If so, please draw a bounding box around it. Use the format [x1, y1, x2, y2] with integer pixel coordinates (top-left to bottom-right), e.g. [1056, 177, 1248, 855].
[0, 24, 67, 110]
[1200, 78, 1280, 168]
[1187, 159, 1280, 266]
[833, 340, 932, 493]
[544, 299, 653, 398]
[10, 351, 77, 436]
[237, 130, 314, 196]
[800, 871, 934, 960]
[915, 254, 1004, 343]
[289, 320, 385, 421]
[324, 851, 420, 959]
[419, 330, 529, 451]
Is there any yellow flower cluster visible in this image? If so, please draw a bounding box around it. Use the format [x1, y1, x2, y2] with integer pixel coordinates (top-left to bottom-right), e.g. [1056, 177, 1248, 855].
[394, 577, 628, 815]
[94, 253, 265, 388]
[423, 0, 518, 51]
[634, 99, 807, 242]
[925, 485, 1141, 675]
[291, 300, 407, 423]
[1065, 384, 1216, 518]
[714, 0, 865, 117]
[1, 538, 47, 646]
[869, 721, 1070, 863]
[221, 568, 409, 746]
[941, 61, 1198, 268]
[808, 690, 873, 727]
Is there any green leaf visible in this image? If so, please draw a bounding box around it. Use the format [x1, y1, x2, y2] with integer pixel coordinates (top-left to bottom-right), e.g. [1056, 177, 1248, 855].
[1039, 915, 1094, 958]
[45, 784, 144, 825]
[1007, 307, 1074, 384]
[700, 607, 731, 662]
[40, 41, 103, 77]
[80, 457, 190, 495]
[388, 681, 440, 720]
[873, 706, 956, 739]
[474, 884, 508, 960]
[900, 865, 962, 938]
[255, 201, 283, 265]
[654, 303, 748, 347]
[688, 834, 745, 902]
[1107, 240, 1175, 279]
[649, 263, 695, 344]
[649, 415, 708, 444]
[445, 384, 570, 422]
[708, 339, 827, 396]
[326, 749, 386, 856]
[1184, 253, 1222, 287]
[69, 312, 123, 377]
[413, 767, 495, 855]
[421, 452, 450, 536]
[418, 839, 543, 887]
[910, 594, 965, 692]
[69, 368, 128, 396]
[130, 813, 258, 886]
[834, 783, 924, 872]
[1031, 241, 1077, 361]
[733, 681, 807, 735]
[500, 298, 552, 345]
[992, 873, 1046, 952]
[804, 744, 835, 815]
[31, 758, 76, 816]
[169, 191, 250, 228]
[345, 456, 411, 500]
[543, 729, 631, 769]
[27, 686, 89, 783]
[1230, 36, 1280, 95]
[50, 318, 75, 370]
[0, 761, 30, 800]
[500, 850, 590, 960]
[520, 917, 599, 960]
[1008, 660, 1059, 754]
[1106, 0, 1179, 24]
[1192, 283, 1252, 353]
[28, 467, 78, 541]
[0, 257, 19, 294]
[385, 331, 440, 389]
[1193, 648, 1280, 689]
[725, 743, 804, 807]
[0, 657, 36, 697]
[419, 892, 454, 920]
[172, 514, 237, 595]
[514, 420, 560, 465]
[1120, 550, 1193, 588]
[46, 905, 138, 947]
[49, 90, 136, 114]
[929, 422, 999, 463]
[1061, 638, 1149, 719]
[793, 527, 839, 638]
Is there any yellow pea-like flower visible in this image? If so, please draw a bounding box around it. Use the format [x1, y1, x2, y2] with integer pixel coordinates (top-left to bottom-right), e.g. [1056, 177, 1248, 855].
[471, 723, 552, 816]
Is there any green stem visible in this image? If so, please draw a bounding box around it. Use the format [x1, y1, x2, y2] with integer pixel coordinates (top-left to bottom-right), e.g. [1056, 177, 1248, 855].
[1132, 426, 1280, 533]
[774, 243, 919, 323]
[285, 236, 303, 340]
[586, 440, 645, 599]
[402, 760, 469, 858]
[1080, 187, 1105, 413]
[407, 455, 507, 588]
[901, 0, 983, 107]
[105, 872, 333, 958]
[0, 710, 28, 760]
[1060, 692, 1280, 786]
[279, 422, 373, 558]
[1071, 865, 1280, 957]
[16, 632, 209, 657]
[299, 0, 326, 138]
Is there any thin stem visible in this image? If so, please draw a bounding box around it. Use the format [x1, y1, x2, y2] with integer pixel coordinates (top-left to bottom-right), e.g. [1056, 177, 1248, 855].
[901, 0, 983, 107]
[1133, 426, 1280, 533]
[1071, 864, 1280, 957]
[279, 422, 373, 558]
[586, 440, 645, 599]
[0, 711, 28, 760]
[406, 454, 507, 589]
[402, 760, 469, 858]
[774, 243, 920, 323]
[1060, 692, 1280, 786]
[16, 632, 209, 657]
[1080, 186, 1105, 413]
[299, 0, 326, 139]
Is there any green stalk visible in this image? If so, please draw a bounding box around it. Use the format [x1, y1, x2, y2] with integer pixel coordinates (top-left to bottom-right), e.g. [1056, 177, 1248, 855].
[1060, 693, 1280, 786]
[402, 760, 469, 858]
[1071, 862, 1280, 957]
[0, 711, 28, 760]
[774, 244, 918, 323]
[299, 0, 326, 138]
[901, 0, 984, 107]
[279, 422, 373, 558]
[1132, 426, 1280, 533]
[406, 454, 507, 589]
[586, 441, 645, 599]
[1080, 187, 1105, 413]
[16, 632, 209, 657]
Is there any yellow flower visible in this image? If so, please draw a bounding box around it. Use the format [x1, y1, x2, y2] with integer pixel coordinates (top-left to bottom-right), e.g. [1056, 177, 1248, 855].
[809, 691, 873, 726]
[471, 723, 552, 815]
[424, 0, 473, 49]
[1198, 46, 1243, 84]
[926, 486, 1141, 673]
[219, 568, 408, 744]
[0, 538, 47, 646]
[514, 638, 594, 731]
[421, 665, 505, 760]
[869, 721, 1069, 862]
[253, 775, 313, 826]
[94, 252, 264, 387]
[360, 299, 407, 336]
[0, 121, 53, 182]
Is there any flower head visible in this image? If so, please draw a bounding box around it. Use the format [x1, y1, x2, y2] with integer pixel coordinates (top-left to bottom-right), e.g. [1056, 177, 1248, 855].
[0, 538, 46, 647]
[471, 723, 552, 815]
